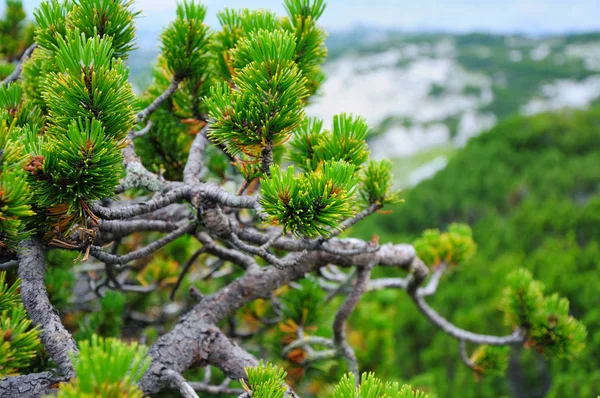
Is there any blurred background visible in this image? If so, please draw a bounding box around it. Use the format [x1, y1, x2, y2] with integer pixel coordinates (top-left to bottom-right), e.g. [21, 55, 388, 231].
[8, 1, 600, 397]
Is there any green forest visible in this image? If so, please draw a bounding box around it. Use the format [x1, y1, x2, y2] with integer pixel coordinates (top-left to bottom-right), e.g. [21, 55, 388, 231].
[0, 0, 598, 397]
[354, 106, 600, 397]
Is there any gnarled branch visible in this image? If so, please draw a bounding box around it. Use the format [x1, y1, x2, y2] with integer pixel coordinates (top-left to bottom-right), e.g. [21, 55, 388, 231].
[93, 187, 192, 220]
[0, 371, 65, 398]
[139, 242, 417, 393]
[17, 239, 79, 378]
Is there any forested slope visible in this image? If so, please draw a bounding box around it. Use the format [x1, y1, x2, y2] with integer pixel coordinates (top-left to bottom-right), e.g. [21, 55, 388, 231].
[352, 106, 600, 397]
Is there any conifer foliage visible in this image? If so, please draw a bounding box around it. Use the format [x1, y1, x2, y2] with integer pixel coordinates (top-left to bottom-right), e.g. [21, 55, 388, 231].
[332, 373, 429, 398]
[501, 268, 586, 358]
[55, 335, 149, 398]
[0, 0, 589, 396]
[0, 110, 34, 251]
[0, 272, 41, 377]
[29, 3, 136, 236]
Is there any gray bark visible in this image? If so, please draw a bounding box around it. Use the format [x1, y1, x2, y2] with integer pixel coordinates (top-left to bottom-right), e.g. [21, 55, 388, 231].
[17, 239, 79, 379]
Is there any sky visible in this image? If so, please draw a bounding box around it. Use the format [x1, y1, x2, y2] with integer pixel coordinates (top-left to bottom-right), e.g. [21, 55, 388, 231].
[19, 0, 600, 49]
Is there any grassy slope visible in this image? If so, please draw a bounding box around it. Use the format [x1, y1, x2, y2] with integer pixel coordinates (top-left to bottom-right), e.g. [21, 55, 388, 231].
[350, 106, 600, 397]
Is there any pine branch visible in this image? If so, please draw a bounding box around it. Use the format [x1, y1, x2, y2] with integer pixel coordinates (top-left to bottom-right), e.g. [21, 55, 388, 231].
[281, 336, 334, 358]
[164, 369, 200, 398]
[0, 260, 18, 270]
[0, 371, 66, 397]
[320, 265, 349, 283]
[202, 365, 212, 384]
[329, 203, 382, 238]
[105, 238, 123, 289]
[198, 259, 227, 281]
[320, 242, 379, 256]
[187, 382, 244, 395]
[333, 264, 374, 379]
[366, 263, 447, 295]
[367, 277, 409, 291]
[91, 223, 196, 265]
[132, 120, 153, 137]
[417, 263, 447, 296]
[17, 239, 79, 378]
[139, 241, 417, 394]
[399, 256, 525, 345]
[99, 219, 181, 237]
[119, 284, 158, 293]
[304, 349, 338, 364]
[183, 124, 209, 184]
[170, 247, 207, 300]
[137, 76, 181, 123]
[459, 340, 476, 370]
[121, 130, 177, 192]
[196, 232, 258, 270]
[236, 228, 386, 254]
[229, 232, 289, 269]
[410, 295, 525, 345]
[140, 322, 258, 395]
[1, 43, 37, 86]
[131, 203, 193, 223]
[197, 183, 261, 210]
[92, 187, 192, 220]
[405, 257, 430, 294]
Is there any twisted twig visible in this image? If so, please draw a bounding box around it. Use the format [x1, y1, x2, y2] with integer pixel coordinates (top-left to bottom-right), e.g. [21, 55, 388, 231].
[333, 263, 374, 380]
[459, 340, 476, 370]
[1, 43, 37, 86]
[137, 77, 181, 123]
[183, 124, 209, 184]
[91, 223, 196, 266]
[92, 187, 192, 220]
[170, 247, 206, 299]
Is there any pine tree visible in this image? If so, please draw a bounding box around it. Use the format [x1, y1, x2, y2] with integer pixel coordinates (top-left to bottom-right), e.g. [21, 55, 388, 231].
[0, 0, 588, 396]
